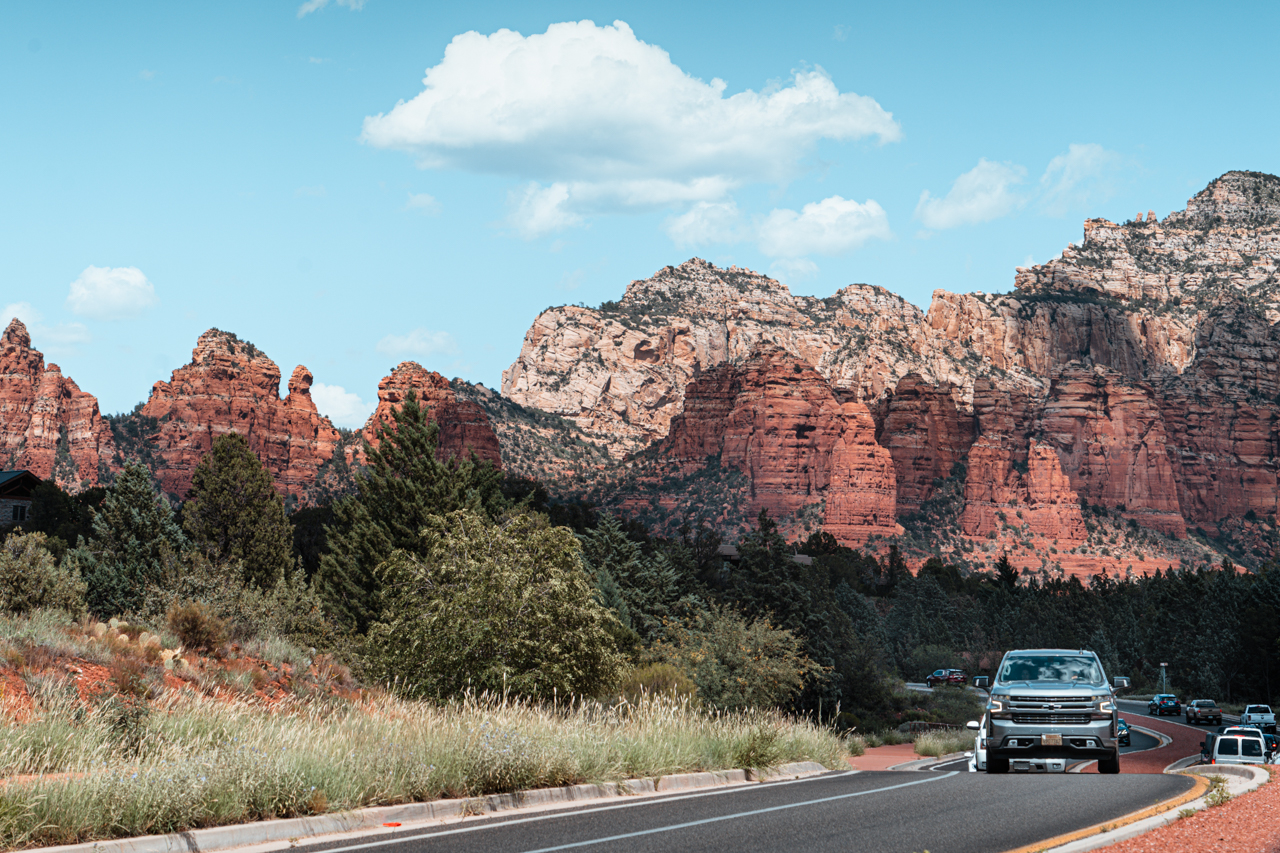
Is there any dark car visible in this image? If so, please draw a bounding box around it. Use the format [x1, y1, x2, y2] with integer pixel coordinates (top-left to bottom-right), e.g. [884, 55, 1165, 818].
[926, 668, 968, 687]
[1148, 694, 1181, 716]
[1117, 718, 1130, 747]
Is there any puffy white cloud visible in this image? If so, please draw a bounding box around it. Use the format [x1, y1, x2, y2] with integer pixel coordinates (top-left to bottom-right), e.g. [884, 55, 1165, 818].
[663, 201, 746, 248]
[769, 258, 820, 282]
[915, 159, 1027, 230]
[66, 266, 158, 320]
[2, 302, 40, 326]
[376, 328, 460, 358]
[297, 0, 365, 19]
[310, 383, 374, 429]
[757, 196, 891, 258]
[1039, 143, 1122, 216]
[363, 20, 899, 235]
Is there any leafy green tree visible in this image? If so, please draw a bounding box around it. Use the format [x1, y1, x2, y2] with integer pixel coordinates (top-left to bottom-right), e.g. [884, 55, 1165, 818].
[579, 515, 686, 643]
[0, 531, 86, 615]
[649, 604, 818, 711]
[994, 553, 1019, 590]
[316, 390, 506, 632]
[76, 463, 188, 618]
[182, 432, 293, 589]
[365, 509, 626, 699]
[23, 480, 105, 561]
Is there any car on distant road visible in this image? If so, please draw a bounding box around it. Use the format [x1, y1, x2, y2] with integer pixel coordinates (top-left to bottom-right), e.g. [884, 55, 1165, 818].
[1148, 694, 1181, 716]
[1186, 699, 1223, 725]
[926, 669, 969, 687]
[1117, 718, 1130, 747]
[1240, 704, 1276, 732]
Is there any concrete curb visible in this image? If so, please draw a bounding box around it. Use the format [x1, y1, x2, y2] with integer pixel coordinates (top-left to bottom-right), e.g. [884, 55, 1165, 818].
[887, 751, 968, 771]
[38, 762, 830, 853]
[1038, 765, 1270, 853]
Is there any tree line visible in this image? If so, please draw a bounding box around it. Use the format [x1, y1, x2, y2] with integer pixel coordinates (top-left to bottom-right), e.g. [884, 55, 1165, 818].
[3, 392, 1277, 730]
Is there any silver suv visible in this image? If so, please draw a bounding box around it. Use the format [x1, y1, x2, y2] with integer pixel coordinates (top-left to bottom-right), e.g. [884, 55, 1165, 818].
[972, 648, 1129, 774]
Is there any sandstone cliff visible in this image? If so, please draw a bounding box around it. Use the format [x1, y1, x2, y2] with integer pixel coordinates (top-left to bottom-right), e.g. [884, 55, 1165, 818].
[0, 319, 115, 490]
[357, 362, 502, 469]
[137, 329, 340, 501]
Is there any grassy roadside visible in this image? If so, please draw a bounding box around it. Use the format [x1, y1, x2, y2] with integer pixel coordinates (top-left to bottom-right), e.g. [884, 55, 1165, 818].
[0, 689, 848, 848]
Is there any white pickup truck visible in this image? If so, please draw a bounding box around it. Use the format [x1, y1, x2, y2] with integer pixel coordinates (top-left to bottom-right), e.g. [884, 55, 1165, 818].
[1240, 704, 1276, 732]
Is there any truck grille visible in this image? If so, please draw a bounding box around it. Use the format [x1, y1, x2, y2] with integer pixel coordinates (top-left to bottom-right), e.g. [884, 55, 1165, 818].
[1011, 713, 1092, 725]
[1008, 695, 1093, 704]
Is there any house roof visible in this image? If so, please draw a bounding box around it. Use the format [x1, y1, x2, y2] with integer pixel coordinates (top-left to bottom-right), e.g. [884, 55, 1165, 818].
[0, 470, 40, 497]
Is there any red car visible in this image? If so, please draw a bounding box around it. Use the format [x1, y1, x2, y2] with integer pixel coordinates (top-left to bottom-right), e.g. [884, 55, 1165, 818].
[926, 669, 969, 687]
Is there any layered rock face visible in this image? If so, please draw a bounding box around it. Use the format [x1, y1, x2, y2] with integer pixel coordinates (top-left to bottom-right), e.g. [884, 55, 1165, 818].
[503, 259, 1015, 456]
[0, 319, 116, 490]
[659, 344, 897, 543]
[878, 375, 974, 512]
[139, 330, 340, 500]
[360, 362, 502, 468]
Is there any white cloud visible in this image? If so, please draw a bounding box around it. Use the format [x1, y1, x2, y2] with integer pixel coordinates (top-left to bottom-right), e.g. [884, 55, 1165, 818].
[66, 266, 158, 320]
[664, 201, 746, 248]
[297, 0, 366, 19]
[376, 328, 460, 358]
[362, 20, 899, 236]
[311, 383, 374, 428]
[757, 196, 891, 257]
[1039, 143, 1122, 216]
[915, 159, 1027, 230]
[769, 258, 820, 281]
[405, 192, 440, 214]
[2, 302, 91, 354]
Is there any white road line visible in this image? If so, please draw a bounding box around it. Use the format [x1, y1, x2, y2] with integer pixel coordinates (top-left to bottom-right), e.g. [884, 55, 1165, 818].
[308, 769, 861, 853]
[517, 773, 956, 853]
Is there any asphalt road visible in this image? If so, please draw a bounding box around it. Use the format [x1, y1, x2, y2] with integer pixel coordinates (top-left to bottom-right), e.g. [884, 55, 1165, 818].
[928, 727, 1161, 772]
[300, 770, 1193, 853]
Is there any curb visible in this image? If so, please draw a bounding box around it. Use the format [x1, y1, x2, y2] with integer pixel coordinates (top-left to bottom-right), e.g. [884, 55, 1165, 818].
[888, 751, 968, 771]
[37, 762, 830, 853]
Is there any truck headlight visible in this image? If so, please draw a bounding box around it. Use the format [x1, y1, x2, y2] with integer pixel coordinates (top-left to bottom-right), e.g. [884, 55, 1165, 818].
[987, 699, 1010, 719]
[1093, 698, 1115, 718]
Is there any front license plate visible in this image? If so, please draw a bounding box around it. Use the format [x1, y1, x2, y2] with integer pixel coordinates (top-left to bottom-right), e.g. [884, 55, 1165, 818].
[1042, 734, 1062, 746]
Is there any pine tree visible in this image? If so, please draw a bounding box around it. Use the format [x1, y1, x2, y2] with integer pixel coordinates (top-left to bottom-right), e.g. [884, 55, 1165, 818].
[182, 432, 293, 589]
[995, 552, 1020, 590]
[316, 390, 506, 632]
[77, 463, 188, 618]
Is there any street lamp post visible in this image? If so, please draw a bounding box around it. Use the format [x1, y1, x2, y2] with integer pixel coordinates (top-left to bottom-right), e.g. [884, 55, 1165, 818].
[1160, 662, 1168, 694]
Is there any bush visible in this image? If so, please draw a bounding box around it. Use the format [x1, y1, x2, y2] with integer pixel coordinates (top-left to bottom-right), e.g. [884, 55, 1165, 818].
[167, 601, 228, 651]
[617, 663, 698, 704]
[0, 531, 85, 616]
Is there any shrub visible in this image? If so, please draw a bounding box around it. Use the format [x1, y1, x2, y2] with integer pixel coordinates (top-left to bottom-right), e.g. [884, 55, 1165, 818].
[617, 663, 698, 704]
[167, 601, 228, 651]
[0, 532, 86, 616]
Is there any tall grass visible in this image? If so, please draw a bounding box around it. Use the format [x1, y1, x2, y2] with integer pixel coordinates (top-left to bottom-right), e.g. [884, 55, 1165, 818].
[913, 729, 975, 758]
[0, 689, 848, 848]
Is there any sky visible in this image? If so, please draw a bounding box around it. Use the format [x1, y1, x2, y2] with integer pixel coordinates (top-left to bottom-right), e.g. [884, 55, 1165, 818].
[4, 1, 1279, 427]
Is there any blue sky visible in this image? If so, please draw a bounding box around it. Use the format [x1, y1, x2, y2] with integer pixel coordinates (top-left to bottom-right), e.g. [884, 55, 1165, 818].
[4, 1, 1278, 427]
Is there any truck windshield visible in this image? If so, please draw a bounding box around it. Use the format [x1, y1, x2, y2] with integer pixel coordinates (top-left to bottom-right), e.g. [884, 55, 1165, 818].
[998, 655, 1102, 685]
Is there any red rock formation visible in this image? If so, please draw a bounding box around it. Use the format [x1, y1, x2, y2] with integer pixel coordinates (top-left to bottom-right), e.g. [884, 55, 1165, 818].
[878, 374, 974, 511]
[360, 362, 502, 468]
[1037, 365, 1186, 537]
[0, 318, 115, 490]
[139, 329, 340, 500]
[824, 401, 899, 545]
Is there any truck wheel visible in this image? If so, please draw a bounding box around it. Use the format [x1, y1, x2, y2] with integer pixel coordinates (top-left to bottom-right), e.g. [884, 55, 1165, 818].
[986, 756, 1009, 774]
[1098, 751, 1121, 774]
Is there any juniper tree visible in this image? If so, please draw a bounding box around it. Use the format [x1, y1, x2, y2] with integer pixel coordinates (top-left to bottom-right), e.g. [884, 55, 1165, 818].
[76, 463, 188, 618]
[316, 390, 506, 633]
[182, 432, 293, 589]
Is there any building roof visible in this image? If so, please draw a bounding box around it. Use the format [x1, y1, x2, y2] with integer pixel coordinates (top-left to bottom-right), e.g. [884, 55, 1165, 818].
[0, 470, 40, 497]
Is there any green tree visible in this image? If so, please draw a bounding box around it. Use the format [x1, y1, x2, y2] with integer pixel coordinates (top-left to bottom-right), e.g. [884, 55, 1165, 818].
[0, 531, 86, 615]
[649, 604, 819, 711]
[995, 553, 1020, 590]
[317, 390, 506, 632]
[76, 463, 188, 618]
[579, 515, 685, 643]
[365, 509, 626, 699]
[182, 432, 293, 589]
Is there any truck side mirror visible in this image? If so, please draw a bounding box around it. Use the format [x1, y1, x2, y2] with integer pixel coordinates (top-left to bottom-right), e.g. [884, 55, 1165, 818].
[972, 676, 990, 689]
[1113, 677, 1130, 689]
[966, 720, 980, 730]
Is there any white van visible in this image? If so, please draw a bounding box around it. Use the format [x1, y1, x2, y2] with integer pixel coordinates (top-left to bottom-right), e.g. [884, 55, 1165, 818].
[1204, 732, 1267, 765]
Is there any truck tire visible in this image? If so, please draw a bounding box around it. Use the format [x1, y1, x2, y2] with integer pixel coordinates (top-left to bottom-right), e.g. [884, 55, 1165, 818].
[986, 756, 1009, 774]
[1098, 751, 1121, 774]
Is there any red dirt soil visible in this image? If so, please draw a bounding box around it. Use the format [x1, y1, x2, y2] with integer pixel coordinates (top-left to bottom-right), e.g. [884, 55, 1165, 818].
[847, 743, 922, 771]
[1080, 714, 1207, 774]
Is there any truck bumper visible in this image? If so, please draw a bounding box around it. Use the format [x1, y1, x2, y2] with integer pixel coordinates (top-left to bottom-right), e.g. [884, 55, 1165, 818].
[988, 719, 1117, 761]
